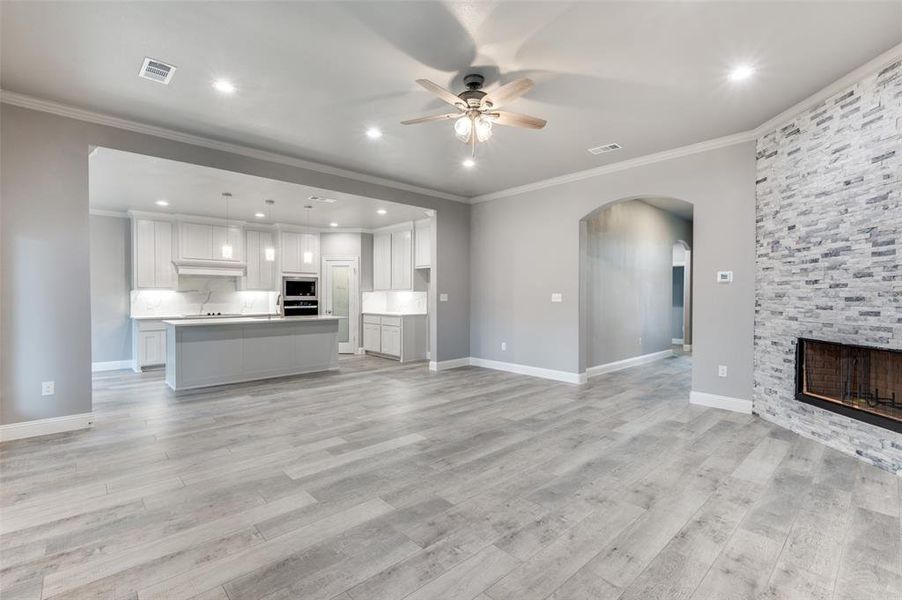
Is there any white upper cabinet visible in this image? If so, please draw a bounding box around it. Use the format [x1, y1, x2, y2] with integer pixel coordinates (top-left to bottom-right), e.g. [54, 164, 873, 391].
[177, 221, 243, 263]
[373, 232, 392, 290]
[373, 224, 415, 291]
[280, 231, 319, 275]
[133, 218, 175, 289]
[391, 230, 412, 290]
[244, 230, 276, 290]
[414, 218, 431, 269]
[179, 222, 213, 260]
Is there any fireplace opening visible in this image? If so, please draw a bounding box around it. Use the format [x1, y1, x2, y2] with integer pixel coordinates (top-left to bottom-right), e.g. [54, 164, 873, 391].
[796, 338, 902, 434]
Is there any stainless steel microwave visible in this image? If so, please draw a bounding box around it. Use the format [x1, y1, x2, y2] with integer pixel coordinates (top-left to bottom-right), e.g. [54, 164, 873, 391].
[283, 277, 317, 299]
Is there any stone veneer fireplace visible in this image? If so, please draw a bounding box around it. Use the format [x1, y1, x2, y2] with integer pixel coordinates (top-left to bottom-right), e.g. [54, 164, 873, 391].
[755, 56, 902, 473]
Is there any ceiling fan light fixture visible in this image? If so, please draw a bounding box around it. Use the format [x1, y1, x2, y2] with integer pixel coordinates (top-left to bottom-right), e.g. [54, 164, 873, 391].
[475, 115, 493, 142]
[453, 116, 472, 142]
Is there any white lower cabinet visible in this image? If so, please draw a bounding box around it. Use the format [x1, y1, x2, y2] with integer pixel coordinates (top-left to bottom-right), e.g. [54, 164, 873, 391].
[133, 320, 168, 370]
[362, 322, 381, 352]
[380, 324, 401, 356]
[362, 314, 427, 362]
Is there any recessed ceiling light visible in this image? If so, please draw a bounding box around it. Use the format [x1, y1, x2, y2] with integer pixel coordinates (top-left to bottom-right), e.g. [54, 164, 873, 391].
[377, 208, 387, 215]
[728, 65, 755, 82]
[213, 79, 236, 94]
[329, 222, 339, 228]
[366, 127, 382, 139]
[155, 200, 169, 207]
[462, 158, 476, 168]
[255, 212, 265, 218]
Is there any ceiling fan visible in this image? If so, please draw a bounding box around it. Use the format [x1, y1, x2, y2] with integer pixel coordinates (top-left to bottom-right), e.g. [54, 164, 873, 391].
[401, 74, 547, 157]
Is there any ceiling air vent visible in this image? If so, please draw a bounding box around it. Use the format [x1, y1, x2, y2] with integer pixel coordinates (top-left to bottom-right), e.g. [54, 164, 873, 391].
[308, 195, 337, 204]
[138, 57, 176, 84]
[587, 142, 622, 155]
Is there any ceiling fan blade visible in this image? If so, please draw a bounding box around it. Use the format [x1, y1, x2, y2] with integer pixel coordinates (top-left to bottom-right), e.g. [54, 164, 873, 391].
[401, 112, 461, 125]
[490, 110, 547, 130]
[483, 78, 534, 108]
[416, 79, 465, 108]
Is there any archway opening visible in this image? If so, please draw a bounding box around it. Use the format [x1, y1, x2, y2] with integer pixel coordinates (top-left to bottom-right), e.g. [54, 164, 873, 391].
[578, 196, 694, 377]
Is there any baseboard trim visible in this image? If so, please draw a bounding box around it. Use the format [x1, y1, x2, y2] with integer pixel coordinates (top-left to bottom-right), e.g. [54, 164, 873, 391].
[0, 413, 95, 443]
[356, 347, 366, 355]
[429, 357, 471, 371]
[586, 350, 674, 378]
[690, 391, 752, 414]
[92, 359, 135, 372]
[469, 357, 585, 384]
[671, 338, 684, 345]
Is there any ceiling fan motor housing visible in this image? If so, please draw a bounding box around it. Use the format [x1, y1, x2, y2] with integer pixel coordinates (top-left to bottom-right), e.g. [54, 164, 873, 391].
[460, 73, 489, 108]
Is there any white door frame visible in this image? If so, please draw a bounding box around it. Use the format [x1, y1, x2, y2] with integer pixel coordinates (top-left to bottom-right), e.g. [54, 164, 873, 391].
[321, 257, 359, 354]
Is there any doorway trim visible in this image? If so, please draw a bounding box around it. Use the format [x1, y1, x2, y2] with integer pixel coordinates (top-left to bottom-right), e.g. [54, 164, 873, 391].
[321, 256, 359, 354]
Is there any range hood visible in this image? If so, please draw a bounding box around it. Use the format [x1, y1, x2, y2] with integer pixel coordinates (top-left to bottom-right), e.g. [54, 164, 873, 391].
[173, 259, 246, 278]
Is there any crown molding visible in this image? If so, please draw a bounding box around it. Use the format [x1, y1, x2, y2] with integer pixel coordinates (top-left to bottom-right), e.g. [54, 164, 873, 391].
[0, 90, 469, 205]
[469, 130, 756, 203]
[89, 208, 129, 218]
[471, 41, 902, 204]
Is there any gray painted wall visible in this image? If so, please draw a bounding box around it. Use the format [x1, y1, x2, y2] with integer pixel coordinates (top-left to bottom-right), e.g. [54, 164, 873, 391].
[90, 214, 132, 363]
[583, 200, 691, 367]
[0, 103, 470, 425]
[470, 142, 756, 400]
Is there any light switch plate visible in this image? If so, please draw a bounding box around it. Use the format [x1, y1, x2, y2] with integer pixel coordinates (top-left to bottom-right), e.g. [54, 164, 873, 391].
[439, 293, 448, 302]
[551, 293, 563, 303]
[41, 381, 55, 396]
[718, 365, 728, 377]
[716, 271, 733, 283]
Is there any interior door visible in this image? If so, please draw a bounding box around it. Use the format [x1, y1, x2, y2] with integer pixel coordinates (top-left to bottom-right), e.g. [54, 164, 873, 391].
[321, 258, 359, 354]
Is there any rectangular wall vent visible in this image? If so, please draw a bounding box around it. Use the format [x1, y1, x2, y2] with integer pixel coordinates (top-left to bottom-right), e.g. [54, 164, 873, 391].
[308, 196, 337, 204]
[138, 57, 176, 84]
[588, 142, 622, 155]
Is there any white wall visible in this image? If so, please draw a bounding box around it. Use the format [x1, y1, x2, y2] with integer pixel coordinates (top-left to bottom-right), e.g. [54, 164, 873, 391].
[90, 214, 132, 363]
[470, 142, 756, 400]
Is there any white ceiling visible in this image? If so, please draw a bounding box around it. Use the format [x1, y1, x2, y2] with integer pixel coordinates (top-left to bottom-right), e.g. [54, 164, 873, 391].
[89, 148, 431, 229]
[3, 2, 901, 198]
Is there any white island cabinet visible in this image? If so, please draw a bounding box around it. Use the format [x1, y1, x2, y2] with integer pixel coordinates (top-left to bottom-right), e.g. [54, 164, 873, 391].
[164, 316, 339, 391]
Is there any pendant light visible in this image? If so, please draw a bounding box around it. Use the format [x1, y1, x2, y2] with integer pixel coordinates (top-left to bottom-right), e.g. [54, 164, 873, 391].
[221, 192, 233, 259]
[302, 204, 313, 264]
[264, 199, 276, 262]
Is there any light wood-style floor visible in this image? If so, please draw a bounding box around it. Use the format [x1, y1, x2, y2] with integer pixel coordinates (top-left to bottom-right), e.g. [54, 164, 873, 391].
[1, 354, 900, 600]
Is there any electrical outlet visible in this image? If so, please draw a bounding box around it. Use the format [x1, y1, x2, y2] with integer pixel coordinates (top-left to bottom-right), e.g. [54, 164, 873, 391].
[501, 342, 507, 351]
[718, 365, 728, 378]
[639, 336, 643, 347]
[551, 293, 562, 303]
[439, 293, 448, 302]
[41, 381, 55, 396]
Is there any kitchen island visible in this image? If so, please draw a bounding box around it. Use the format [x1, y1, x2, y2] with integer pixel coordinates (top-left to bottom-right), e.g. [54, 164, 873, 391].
[163, 316, 340, 391]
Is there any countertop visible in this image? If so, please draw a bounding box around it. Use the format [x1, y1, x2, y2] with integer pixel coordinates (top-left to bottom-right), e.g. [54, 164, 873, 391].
[362, 312, 427, 317]
[133, 313, 273, 321]
[163, 316, 340, 327]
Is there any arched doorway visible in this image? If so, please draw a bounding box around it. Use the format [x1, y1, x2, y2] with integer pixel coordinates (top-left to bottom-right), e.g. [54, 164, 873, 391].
[578, 196, 694, 376]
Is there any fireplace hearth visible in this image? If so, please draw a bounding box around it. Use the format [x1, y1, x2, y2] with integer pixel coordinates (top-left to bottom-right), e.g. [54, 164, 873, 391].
[796, 338, 902, 434]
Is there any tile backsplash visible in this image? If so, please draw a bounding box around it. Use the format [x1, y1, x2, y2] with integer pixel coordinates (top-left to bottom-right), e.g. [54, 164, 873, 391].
[362, 291, 427, 315]
[131, 276, 277, 318]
